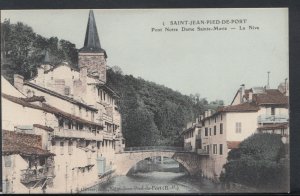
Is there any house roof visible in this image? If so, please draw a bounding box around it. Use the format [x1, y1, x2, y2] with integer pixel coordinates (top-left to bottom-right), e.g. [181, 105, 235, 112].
[252, 89, 288, 106]
[97, 84, 121, 98]
[24, 81, 98, 112]
[33, 124, 54, 132]
[44, 62, 79, 74]
[2, 130, 55, 157]
[2, 93, 103, 128]
[227, 141, 241, 149]
[79, 10, 107, 57]
[257, 123, 288, 131]
[217, 102, 260, 113]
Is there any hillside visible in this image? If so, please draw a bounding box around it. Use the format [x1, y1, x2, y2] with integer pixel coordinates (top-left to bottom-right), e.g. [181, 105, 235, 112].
[1, 21, 224, 147]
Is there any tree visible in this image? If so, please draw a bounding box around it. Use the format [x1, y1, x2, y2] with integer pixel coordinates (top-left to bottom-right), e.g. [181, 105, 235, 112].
[221, 133, 288, 192]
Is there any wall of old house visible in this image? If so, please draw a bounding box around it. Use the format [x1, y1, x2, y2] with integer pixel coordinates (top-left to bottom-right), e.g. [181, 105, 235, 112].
[225, 112, 258, 142]
[2, 154, 33, 194]
[2, 98, 47, 131]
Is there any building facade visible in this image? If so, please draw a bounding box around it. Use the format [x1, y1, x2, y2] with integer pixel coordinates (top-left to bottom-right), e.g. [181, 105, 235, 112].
[2, 10, 125, 193]
[182, 81, 289, 181]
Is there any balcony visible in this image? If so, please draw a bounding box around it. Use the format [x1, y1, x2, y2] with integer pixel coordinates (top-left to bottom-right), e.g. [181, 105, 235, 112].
[257, 114, 288, 124]
[197, 148, 209, 155]
[103, 113, 113, 123]
[53, 127, 104, 141]
[20, 166, 54, 184]
[103, 131, 114, 140]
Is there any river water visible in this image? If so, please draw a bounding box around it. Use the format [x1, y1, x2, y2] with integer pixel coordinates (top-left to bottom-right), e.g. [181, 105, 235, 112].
[82, 158, 221, 193]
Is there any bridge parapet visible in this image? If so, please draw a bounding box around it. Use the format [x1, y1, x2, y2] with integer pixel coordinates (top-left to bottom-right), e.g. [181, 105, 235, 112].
[123, 146, 186, 152]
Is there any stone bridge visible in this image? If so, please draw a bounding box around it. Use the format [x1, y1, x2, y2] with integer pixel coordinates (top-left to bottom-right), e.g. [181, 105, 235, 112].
[114, 146, 209, 176]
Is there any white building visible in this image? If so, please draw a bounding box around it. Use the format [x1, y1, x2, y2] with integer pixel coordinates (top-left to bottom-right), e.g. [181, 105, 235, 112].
[1, 10, 125, 193]
[182, 81, 289, 181]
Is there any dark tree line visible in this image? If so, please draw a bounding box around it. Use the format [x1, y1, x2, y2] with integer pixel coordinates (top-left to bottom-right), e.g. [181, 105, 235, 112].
[107, 68, 222, 147]
[1, 20, 78, 82]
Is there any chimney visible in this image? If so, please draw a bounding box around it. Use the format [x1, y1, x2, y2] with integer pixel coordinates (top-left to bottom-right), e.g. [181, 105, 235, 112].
[80, 66, 88, 83]
[248, 91, 253, 102]
[208, 109, 212, 117]
[14, 74, 24, 92]
[199, 115, 203, 121]
[37, 66, 45, 86]
[285, 78, 289, 96]
[240, 84, 245, 103]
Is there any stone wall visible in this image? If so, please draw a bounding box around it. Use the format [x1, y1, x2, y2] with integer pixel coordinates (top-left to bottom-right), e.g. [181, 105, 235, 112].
[78, 52, 107, 83]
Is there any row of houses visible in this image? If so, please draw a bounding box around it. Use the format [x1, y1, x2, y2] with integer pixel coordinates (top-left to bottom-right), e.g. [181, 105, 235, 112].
[2, 10, 125, 193]
[182, 81, 289, 180]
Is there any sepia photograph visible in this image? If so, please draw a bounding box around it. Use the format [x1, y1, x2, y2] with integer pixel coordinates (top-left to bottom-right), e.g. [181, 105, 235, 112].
[1, 8, 289, 193]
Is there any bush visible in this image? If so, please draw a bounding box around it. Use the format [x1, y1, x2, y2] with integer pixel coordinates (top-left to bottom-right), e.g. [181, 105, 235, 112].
[221, 133, 289, 191]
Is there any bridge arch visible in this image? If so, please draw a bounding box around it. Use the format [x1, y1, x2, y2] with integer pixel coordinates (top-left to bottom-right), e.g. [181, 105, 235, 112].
[114, 151, 205, 176]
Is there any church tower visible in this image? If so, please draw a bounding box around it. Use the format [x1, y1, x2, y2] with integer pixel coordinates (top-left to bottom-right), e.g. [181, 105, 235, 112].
[78, 10, 107, 83]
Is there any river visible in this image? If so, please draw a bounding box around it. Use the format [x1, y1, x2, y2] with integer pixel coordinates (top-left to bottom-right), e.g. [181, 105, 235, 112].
[82, 158, 221, 193]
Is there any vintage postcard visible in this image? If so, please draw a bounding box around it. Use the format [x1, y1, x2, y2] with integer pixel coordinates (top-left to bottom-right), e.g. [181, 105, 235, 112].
[1, 8, 289, 194]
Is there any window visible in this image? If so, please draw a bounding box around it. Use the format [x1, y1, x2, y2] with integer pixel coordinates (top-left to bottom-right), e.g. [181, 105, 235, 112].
[219, 144, 223, 155]
[214, 117, 216, 123]
[205, 128, 208, 136]
[236, 122, 242, 133]
[68, 141, 73, 155]
[214, 126, 216, 135]
[79, 107, 82, 117]
[64, 87, 70, 95]
[60, 141, 64, 155]
[206, 145, 210, 154]
[220, 123, 223, 134]
[52, 140, 56, 151]
[221, 114, 223, 121]
[68, 120, 72, 129]
[209, 128, 211, 136]
[271, 107, 275, 115]
[59, 118, 64, 128]
[213, 144, 218, 154]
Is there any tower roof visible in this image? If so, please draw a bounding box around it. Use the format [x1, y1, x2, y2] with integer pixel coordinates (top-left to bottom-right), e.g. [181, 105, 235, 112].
[79, 10, 107, 57]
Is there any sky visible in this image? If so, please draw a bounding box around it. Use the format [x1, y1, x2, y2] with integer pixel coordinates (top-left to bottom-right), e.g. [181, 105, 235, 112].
[1, 8, 288, 104]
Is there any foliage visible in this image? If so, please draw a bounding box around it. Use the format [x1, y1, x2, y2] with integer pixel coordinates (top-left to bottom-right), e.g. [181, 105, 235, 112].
[221, 133, 289, 191]
[1, 20, 78, 82]
[106, 68, 221, 147]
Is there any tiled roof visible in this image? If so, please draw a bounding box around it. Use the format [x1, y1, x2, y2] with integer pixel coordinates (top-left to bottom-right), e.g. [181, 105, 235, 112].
[24, 81, 98, 111]
[253, 89, 288, 105]
[227, 141, 241, 149]
[2, 130, 55, 157]
[33, 124, 54, 132]
[257, 123, 288, 131]
[2, 93, 103, 128]
[217, 102, 259, 113]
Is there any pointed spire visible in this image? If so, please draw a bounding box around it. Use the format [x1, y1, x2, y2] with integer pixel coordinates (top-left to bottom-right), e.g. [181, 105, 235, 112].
[79, 10, 107, 57]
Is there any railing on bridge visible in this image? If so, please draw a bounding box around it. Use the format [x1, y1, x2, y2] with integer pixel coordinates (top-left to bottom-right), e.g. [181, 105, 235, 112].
[123, 146, 187, 152]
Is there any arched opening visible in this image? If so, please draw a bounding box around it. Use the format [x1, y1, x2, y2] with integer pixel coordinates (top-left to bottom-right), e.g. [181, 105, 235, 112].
[126, 156, 190, 176]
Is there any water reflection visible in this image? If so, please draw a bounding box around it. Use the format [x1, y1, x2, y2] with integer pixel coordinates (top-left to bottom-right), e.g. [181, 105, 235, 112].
[83, 157, 220, 193]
